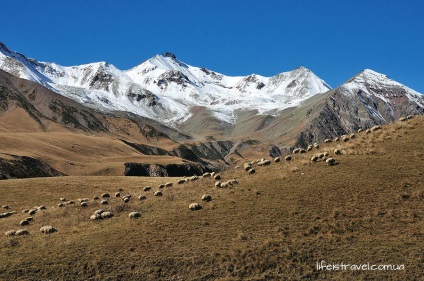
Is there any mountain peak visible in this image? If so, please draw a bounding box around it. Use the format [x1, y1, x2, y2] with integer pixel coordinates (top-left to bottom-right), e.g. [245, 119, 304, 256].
[161, 52, 177, 59]
[0, 42, 11, 53]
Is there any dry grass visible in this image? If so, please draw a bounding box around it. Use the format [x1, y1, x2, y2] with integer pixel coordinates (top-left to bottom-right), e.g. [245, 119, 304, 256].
[0, 117, 423, 280]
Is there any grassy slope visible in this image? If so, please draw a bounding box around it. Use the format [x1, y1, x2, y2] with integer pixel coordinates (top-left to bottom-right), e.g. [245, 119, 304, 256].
[0, 117, 422, 280]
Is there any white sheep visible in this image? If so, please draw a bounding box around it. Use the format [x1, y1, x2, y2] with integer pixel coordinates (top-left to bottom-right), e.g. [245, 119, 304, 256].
[202, 172, 211, 177]
[94, 209, 104, 216]
[189, 203, 201, 211]
[165, 182, 173, 187]
[40, 225, 57, 234]
[80, 202, 88, 207]
[57, 203, 64, 208]
[215, 181, 222, 188]
[2, 205, 9, 209]
[101, 212, 113, 219]
[19, 220, 30, 226]
[350, 133, 356, 139]
[311, 155, 319, 162]
[342, 136, 349, 142]
[323, 152, 329, 157]
[22, 209, 29, 213]
[177, 179, 186, 184]
[100, 200, 109, 205]
[60, 198, 66, 202]
[220, 182, 230, 188]
[5, 230, 16, 236]
[248, 168, 256, 174]
[258, 160, 271, 166]
[293, 148, 300, 154]
[326, 158, 336, 166]
[93, 196, 100, 200]
[154, 191, 163, 196]
[29, 209, 37, 216]
[189, 176, 199, 181]
[115, 192, 121, 198]
[307, 145, 313, 151]
[314, 143, 320, 149]
[123, 197, 130, 203]
[158, 184, 165, 188]
[129, 212, 141, 219]
[214, 174, 221, 180]
[101, 193, 110, 198]
[244, 162, 252, 171]
[15, 229, 29, 236]
[138, 195, 147, 200]
[324, 139, 332, 143]
[357, 128, 364, 133]
[285, 155, 292, 161]
[274, 157, 280, 163]
[334, 149, 341, 155]
[299, 149, 306, 154]
[371, 125, 381, 131]
[143, 186, 152, 191]
[366, 129, 371, 134]
[201, 194, 212, 202]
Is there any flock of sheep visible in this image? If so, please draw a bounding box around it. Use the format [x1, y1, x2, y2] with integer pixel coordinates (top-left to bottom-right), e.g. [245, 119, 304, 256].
[1, 115, 416, 238]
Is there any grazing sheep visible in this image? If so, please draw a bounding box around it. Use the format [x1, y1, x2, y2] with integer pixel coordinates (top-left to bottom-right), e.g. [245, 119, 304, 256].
[90, 214, 100, 220]
[15, 229, 29, 236]
[101, 212, 113, 219]
[2, 205, 9, 209]
[326, 158, 336, 166]
[214, 174, 221, 180]
[154, 191, 163, 197]
[177, 179, 186, 184]
[229, 179, 239, 185]
[189, 203, 201, 211]
[25, 217, 33, 222]
[93, 196, 100, 200]
[117, 188, 124, 192]
[371, 125, 381, 131]
[220, 182, 230, 188]
[40, 225, 57, 234]
[22, 209, 29, 213]
[20, 220, 30, 226]
[129, 212, 141, 219]
[248, 168, 256, 174]
[5, 230, 16, 237]
[307, 145, 313, 151]
[334, 149, 341, 155]
[115, 192, 121, 198]
[357, 128, 364, 133]
[101, 193, 111, 198]
[57, 203, 64, 208]
[210, 172, 216, 177]
[342, 136, 349, 142]
[165, 182, 173, 187]
[334, 137, 340, 142]
[202, 172, 211, 178]
[244, 162, 253, 171]
[38, 205, 46, 210]
[350, 133, 356, 139]
[293, 148, 300, 154]
[406, 115, 414, 120]
[80, 202, 88, 207]
[314, 143, 320, 149]
[299, 149, 306, 154]
[28, 209, 37, 216]
[274, 157, 280, 163]
[67, 200, 75, 205]
[258, 160, 271, 166]
[123, 197, 130, 203]
[201, 194, 212, 202]
[94, 209, 104, 216]
[311, 155, 319, 162]
[100, 200, 109, 205]
[190, 176, 199, 181]
[324, 139, 332, 143]
[80, 198, 89, 202]
[60, 198, 66, 202]
[324, 152, 329, 157]
[318, 153, 325, 159]
[138, 195, 147, 200]
[143, 186, 152, 191]
[285, 155, 292, 161]
[215, 181, 222, 188]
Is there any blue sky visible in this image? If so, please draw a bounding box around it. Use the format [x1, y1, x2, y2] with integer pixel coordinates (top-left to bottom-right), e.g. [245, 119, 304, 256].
[2, 0, 423, 92]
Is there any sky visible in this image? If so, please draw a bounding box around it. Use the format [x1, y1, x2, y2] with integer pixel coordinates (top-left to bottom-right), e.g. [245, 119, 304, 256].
[1, 0, 423, 92]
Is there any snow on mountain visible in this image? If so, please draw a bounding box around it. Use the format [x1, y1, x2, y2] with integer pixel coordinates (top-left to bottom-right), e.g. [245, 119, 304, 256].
[0, 42, 333, 126]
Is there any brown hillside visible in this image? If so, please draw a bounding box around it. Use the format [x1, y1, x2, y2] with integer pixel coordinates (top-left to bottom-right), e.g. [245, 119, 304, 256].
[0, 116, 422, 280]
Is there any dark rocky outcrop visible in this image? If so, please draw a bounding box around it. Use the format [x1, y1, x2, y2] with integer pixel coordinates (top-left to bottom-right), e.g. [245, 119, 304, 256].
[0, 154, 65, 179]
[124, 163, 210, 177]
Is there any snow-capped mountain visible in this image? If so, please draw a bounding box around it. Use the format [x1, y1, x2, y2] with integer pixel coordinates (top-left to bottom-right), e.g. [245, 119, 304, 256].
[0, 42, 331, 126]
